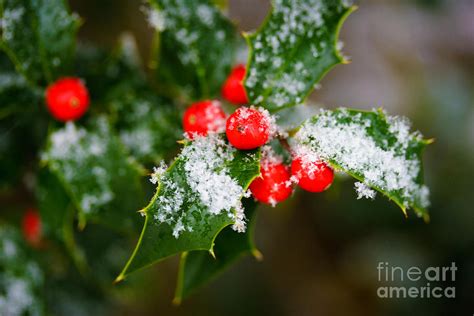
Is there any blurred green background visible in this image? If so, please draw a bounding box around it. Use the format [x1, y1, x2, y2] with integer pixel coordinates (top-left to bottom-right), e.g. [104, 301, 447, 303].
[6, 0, 474, 314]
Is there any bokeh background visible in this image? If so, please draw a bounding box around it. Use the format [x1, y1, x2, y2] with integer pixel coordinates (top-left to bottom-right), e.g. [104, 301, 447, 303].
[7, 0, 474, 314]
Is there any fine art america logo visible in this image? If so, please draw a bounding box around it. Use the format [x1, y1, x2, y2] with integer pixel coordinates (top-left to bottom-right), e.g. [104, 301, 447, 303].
[377, 262, 457, 299]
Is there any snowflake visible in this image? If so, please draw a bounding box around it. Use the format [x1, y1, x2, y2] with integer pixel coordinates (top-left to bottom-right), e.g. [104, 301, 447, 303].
[354, 181, 377, 200]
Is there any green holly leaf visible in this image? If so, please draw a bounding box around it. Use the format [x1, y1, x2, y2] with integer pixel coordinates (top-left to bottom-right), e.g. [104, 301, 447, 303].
[41, 117, 144, 230]
[147, 0, 239, 100]
[0, 55, 45, 189]
[0, 0, 80, 85]
[244, 0, 355, 112]
[36, 168, 92, 275]
[75, 35, 145, 103]
[116, 135, 260, 281]
[36, 168, 72, 240]
[0, 225, 45, 316]
[107, 84, 182, 164]
[173, 198, 261, 303]
[291, 108, 431, 219]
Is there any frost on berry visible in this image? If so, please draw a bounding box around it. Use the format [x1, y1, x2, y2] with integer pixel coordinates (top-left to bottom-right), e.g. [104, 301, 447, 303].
[226, 106, 276, 150]
[149, 134, 256, 238]
[249, 146, 293, 206]
[292, 109, 430, 214]
[290, 155, 334, 193]
[183, 100, 226, 139]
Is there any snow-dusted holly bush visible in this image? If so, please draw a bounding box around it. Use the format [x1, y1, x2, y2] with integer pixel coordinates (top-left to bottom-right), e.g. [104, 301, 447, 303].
[0, 0, 431, 311]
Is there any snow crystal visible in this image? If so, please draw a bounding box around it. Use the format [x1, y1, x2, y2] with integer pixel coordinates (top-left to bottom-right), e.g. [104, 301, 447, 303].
[226, 106, 277, 139]
[43, 120, 115, 215]
[354, 181, 377, 200]
[0, 73, 26, 91]
[261, 145, 283, 168]
[2, 239, 17, 259]
[0, 228, 43, 316]
[197, 4, 214, 26]
[182, 135, 244, 218]
[49, 123, 86, 159]
[0, 278, 33, 316]
[155, 0, 225, 67]
[144, 6, 166, 31]
[292, 109, 430, 209]
[120, 128, 153, 156]
[172, 217, 185, 238]
[151, 135, 249, 237]
[246, 0, 352, 108]
[150, 161, 168, 184]
[0, 7, 24, 41]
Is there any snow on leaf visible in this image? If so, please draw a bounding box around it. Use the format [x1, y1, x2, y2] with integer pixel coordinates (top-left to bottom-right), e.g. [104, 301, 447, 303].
[291, 108, 431, 219]
[0, 226, 44, 316]
[116, 134, 260, 280]
[107, 84, 182, 163]
[42, 117, 143, 228]
[148, 0, 239, 99]
[354, 181, 376, 200]
[244, 0, 355, 112]
[0, 0, 80, 84]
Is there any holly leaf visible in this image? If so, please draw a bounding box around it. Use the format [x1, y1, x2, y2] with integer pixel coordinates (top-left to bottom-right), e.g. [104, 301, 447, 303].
[0, 225, 45, 316]
[244, 0, 355, 112]
[173, 198, 261, 303]
[75, 34, 145, 103]
[107, 84, 182, 164]
[41, 117, 144, 230]
[36, 168, 72, 240]
[0, 55, 45, 189]
[291, 108, 431, 219]
[148, 0, 239, 100]
[0, 0, 80, 85]
[35, 168, 92, 275]
[116, 135, 260, 281]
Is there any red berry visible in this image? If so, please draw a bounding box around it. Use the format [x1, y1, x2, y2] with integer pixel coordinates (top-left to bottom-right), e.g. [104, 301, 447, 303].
[226, 107, 271, 150]
[291, 157, 334, 193]
[222, 64, 248, 104]
[183, 100, 226, 139]
[250, 161, 293, 205]
[45, 77, 90, 122]
[22, 209, 42, 246]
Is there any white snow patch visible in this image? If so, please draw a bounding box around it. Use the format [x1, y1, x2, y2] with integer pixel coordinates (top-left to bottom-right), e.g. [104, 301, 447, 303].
[292, 109, 430, 209]
[43, 120, 115, 214]
[152, 135, 250, 237]
[144, 6, 166, 31]
[354, 181, 377, 200]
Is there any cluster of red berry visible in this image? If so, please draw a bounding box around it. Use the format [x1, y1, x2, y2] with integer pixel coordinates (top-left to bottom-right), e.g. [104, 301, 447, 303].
[42, 67, 334, 208]
[182, 65, 335, 206]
